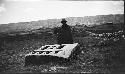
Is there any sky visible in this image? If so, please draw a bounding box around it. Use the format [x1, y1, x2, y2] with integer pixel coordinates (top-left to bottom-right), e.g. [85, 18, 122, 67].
[0, 0, 124, 24]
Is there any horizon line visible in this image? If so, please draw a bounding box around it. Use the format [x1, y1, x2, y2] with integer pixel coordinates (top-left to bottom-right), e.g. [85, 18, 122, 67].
[0, 13, 124, 25]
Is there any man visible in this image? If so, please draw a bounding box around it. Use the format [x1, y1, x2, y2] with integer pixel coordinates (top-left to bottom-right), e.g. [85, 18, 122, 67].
[54, 19, 73, 44]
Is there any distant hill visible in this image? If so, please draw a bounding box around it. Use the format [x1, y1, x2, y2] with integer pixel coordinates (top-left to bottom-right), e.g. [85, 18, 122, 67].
[0, 14, 124, 33]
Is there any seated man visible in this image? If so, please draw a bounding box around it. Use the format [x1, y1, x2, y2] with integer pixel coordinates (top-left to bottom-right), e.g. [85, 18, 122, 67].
[54, 19, 73, 44]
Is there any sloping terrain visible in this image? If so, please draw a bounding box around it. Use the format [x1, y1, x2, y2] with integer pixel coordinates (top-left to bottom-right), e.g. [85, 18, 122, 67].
[0, 14, 124, 73]
[0, 14, 124, 33]
[0, 27, 125, 73]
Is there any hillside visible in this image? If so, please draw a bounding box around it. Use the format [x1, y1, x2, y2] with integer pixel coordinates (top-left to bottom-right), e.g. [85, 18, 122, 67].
[0, 28, 125, 73]
[0, 14, 125, 73]
[0, 14, 124, 33]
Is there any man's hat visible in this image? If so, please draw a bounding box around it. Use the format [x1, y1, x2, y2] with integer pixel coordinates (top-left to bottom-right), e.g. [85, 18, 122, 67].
[61, 19, 67, 23]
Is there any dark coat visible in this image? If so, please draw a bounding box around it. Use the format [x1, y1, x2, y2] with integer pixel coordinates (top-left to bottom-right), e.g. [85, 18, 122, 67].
[54, 24, 73, 44]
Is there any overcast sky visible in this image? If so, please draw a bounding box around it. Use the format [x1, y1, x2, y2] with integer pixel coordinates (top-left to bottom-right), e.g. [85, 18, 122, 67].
[0, 0, 124, 24]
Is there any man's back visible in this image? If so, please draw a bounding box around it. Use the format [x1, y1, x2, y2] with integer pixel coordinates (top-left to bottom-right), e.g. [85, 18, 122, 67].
[54, 24, 73, 44]
[54, 19, 73, 44]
